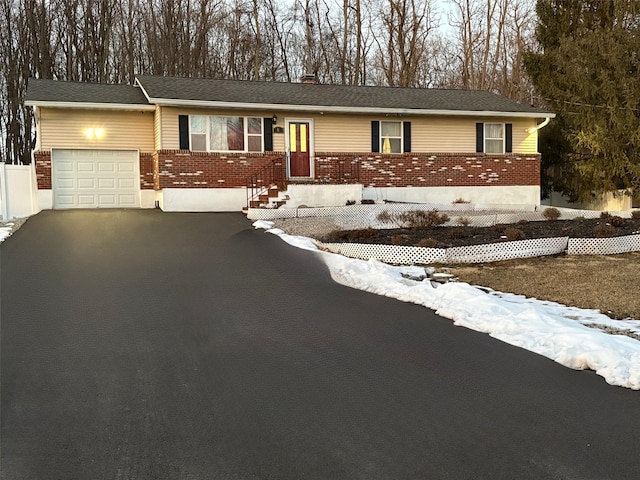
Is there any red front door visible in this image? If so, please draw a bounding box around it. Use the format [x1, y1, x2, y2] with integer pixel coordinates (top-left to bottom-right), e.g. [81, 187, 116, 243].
[289, 122, 311, 177]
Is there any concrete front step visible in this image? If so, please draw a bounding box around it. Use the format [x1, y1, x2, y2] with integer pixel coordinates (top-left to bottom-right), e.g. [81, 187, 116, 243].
[248, 184, 289, 209]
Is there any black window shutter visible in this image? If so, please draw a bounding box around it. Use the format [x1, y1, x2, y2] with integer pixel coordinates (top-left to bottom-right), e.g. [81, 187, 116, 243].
[403, 121, 411, 153]
[476, 122, 484, 153]
[179, 115, 190, 150]
[263, 118, 274, 151]
[505, 123, 513, 153]
[371, 121, 380, 153]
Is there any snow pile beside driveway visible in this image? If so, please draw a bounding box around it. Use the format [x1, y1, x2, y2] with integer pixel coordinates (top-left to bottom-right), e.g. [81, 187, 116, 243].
[253, 220, 640, 390]
[0, 223, 14, 242]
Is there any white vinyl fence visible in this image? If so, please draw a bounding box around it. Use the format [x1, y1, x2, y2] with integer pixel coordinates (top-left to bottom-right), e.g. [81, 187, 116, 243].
[0, 163, 39, 220]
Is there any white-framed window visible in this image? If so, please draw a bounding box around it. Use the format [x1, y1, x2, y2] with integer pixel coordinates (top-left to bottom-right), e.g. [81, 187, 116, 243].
[190, 115, 263, 152]
[380, 121, 403, 153]
[484, 123, 504, 154]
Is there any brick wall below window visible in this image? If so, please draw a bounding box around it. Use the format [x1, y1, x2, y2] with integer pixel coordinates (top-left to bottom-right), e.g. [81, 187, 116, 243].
[312, 152, 540, 188]
[156, 150, 286, 188]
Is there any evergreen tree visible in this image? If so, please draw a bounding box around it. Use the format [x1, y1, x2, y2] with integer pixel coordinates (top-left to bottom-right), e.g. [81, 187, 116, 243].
[525, 0, 640, 201]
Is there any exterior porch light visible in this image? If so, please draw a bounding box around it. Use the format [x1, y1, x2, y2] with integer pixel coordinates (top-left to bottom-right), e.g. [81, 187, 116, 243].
[272, 114, 278, 124]
[84, 127, 104, 139]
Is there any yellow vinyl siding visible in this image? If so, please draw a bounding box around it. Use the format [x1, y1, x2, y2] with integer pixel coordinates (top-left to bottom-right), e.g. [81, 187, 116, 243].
[315, 115, 539, 154]
[313, 115, 370, 152]
[512, 119, 538, 153]
[39, 108, 155, 152]
[160, 107, 180, 149]
[412, 117, 475, 152]
[154, 105, 162, 151]
[159, 107, 540, 154]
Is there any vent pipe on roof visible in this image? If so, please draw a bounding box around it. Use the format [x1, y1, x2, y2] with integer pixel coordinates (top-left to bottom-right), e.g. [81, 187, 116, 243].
[300, 74, 317, 84]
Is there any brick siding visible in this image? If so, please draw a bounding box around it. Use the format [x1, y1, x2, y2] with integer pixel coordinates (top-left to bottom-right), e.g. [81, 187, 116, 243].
[34, 151, 52, 189]
[35, 149, 540, 191]
[313, 152, 540, 188]
[139, 152, 155, 190]
[156, 150, 285, 188]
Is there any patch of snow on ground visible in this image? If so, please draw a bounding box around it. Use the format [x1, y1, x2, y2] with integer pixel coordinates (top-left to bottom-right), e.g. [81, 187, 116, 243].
[253, 221, 640, 390]
[252, 220, 275, 230]
[0, 224, 13, 242]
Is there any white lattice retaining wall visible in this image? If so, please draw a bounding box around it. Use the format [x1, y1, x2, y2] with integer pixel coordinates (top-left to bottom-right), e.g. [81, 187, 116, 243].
[319, 237, 570, 265]
[445, 237, 569, 264]
[321, 243, 447, 265]
[567, 234, 640, 255]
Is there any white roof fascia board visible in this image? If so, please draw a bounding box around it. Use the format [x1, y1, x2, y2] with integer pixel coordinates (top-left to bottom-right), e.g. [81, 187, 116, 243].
[148, 97, 555, 118]
[24, 100, 156, 111]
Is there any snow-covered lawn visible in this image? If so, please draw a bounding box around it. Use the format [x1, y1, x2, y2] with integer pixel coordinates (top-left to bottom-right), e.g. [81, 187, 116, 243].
[253, 220, 640, 391]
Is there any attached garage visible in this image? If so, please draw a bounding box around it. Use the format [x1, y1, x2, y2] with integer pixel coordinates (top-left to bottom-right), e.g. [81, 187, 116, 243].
[52, 149, 140, 209]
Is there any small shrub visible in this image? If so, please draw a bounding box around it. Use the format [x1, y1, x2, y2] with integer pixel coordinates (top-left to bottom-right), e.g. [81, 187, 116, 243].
[504, 227, 526, 241]
[517, 219, 529, 225]
[399, 210, 450, 228]
[361, 199, 375, 204]
[632, 210, 640, 220]
[376, 209, 407, 227]
[456, 216, 471, 227]
[376, 210, 393, 224]
[417, 238, 439, 248]
[391, 235, 405, 245]
[453, 197, 470, 204]
[492, 224, 506, 234]
[543, 207, 561, 221]
[377, 209, 450, 228]
[345, 200, 356, 206]
[574, 216, 585, 221]
[609, 215, 626, 227]
[600, 211, 612, 219]
[594, 224, 616, 238]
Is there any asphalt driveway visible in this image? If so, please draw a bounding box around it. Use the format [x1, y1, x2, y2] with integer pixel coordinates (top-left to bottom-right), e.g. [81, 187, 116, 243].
[1, 210, 639, 479]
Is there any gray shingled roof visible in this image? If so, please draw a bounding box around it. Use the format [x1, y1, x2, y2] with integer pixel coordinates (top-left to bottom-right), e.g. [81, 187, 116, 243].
[26, 78, 149, 105]
[25, 76, 552, 116]
[136, 75, 550, 115]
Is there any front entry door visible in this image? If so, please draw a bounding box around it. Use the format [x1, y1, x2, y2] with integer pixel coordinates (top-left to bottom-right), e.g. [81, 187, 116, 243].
[288, 122, 311, 177]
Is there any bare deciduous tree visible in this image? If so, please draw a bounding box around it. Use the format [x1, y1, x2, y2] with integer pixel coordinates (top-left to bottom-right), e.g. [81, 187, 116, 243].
[0, 0, 539, 164]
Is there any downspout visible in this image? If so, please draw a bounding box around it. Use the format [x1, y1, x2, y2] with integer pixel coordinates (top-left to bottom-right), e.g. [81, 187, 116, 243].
[527, 117, 551, 134]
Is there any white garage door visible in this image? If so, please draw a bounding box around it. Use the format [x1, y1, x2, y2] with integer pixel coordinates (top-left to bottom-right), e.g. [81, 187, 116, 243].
[52, 149, 140, 209]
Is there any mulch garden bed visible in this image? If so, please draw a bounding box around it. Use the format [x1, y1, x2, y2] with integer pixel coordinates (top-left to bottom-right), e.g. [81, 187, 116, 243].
[321, 216, 640, 248]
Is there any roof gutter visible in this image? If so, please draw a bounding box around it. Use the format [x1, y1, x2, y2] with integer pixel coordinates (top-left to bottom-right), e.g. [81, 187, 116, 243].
[526, 117, 552, 133]
[23, 100, 156, 111]
[146, 97, 555, 119]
